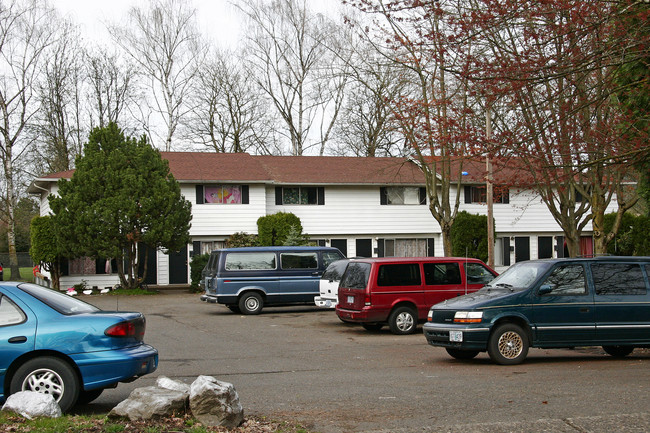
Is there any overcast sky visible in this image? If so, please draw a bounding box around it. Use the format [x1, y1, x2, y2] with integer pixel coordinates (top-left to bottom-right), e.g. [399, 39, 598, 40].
[53, 0, 343, 48]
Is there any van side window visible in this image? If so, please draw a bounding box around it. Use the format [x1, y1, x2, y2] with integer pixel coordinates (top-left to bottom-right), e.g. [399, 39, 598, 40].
[225, 252, 276, 270]
[464, 263, 495, 285]
[423, 263, 461, 285]
[539, 265, 586, 295]
[377, 264, 421, 286]
[592, 263, 646, 295]
[281, 253, 318, 269]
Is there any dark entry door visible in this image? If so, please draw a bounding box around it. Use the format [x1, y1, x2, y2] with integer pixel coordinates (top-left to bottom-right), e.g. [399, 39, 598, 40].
[331, 239, 347, 256]
[138, 244, 157, 285]
[169, 245, 188, 284]
[514, 237, 530, 262]
[356, 239, 372, 258]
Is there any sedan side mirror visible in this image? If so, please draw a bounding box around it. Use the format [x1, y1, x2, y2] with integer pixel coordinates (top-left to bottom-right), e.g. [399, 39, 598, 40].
[538, 284, 553, 295]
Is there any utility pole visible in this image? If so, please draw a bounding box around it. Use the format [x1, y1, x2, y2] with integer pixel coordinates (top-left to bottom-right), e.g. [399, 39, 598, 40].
[486, 108, 495, 269]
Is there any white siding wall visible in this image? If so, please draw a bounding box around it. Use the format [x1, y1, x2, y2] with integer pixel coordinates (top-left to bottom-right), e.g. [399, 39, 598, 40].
[266, 185, 438, 235]
[187, 184, 266, 236]
[157, 249, 169, 285]
[38, 185, 56, 216]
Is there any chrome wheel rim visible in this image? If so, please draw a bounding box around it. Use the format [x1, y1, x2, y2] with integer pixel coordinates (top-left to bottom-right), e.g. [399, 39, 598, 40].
[396, 312, 414, 332]
[21, 368, 64, 402]
[498, 331, 523, 359]
[244, 297, 259, 311]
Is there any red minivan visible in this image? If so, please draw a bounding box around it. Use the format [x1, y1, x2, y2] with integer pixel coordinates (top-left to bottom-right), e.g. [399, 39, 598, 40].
[336, 257, 497, 335]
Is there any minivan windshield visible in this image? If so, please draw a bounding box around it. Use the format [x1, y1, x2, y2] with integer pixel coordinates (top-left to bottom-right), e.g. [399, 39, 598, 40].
[485, 261, 552, 289]
[340, 262, 371, 289]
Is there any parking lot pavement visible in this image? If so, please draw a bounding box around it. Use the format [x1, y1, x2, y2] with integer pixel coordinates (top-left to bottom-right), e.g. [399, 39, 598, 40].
[365, 413, 650, 433]
[80, 292, 650, 433]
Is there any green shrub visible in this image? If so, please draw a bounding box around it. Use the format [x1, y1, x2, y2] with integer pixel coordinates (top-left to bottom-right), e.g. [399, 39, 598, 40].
[190, 253, 210, 290]
[226, 231, 258, 247]
[450, 211, 493, 262]
[604, 212, 650, 255]
[257, 212, 303, 246]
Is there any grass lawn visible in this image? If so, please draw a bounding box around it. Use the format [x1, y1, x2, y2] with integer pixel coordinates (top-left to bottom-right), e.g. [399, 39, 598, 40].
[2, 267, 35, 283]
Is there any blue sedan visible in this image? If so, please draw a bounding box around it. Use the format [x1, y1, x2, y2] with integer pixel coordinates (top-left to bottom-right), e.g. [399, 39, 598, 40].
[0, 282, 158, 411]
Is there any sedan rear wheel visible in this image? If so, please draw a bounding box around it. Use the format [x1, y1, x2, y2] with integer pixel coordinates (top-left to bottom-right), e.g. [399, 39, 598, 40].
[10, 356, 80, 412]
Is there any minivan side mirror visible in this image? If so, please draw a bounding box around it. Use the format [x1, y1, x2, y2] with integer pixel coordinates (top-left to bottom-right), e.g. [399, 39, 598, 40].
[538, 284, 553, 295]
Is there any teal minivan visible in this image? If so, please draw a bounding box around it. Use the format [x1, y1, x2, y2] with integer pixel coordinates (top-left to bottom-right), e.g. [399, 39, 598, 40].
[423, 257, 650, 364]
[200, 246, 344, 314]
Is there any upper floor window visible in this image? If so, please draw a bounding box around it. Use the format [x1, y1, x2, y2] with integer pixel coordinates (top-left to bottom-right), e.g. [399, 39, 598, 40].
[196, 185, 249, 204]
[275, 186, 325, 205]
[380, 187, 426, 205]
[464, 186, 509, 204]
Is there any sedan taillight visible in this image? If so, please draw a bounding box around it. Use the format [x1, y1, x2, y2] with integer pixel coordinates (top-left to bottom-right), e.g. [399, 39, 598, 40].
[105, 318, 145, 340]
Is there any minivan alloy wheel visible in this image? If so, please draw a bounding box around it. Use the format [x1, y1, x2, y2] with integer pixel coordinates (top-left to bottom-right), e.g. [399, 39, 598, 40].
[388, 306, 417, 335]
[498, 331, 523, 358]
[488, 323, 529, 365]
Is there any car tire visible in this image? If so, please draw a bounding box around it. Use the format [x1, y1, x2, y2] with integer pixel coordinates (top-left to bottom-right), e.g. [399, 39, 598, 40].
[445, 348, 480, 360]
[362, 323, 383, 331]
[388, 306, 417, 335]
[602, 345, 634, 358]
[488, 323, 529, 365]
[238, 292, 263, 315]
[10, 356, 80, 412]
[75, 388, 104, 405]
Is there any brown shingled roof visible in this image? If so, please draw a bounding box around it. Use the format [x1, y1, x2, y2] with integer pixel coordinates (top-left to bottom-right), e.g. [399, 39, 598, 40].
[255, 155, 424, 185]
[161, 152, 270, 182]
[32, 152, 427, 186]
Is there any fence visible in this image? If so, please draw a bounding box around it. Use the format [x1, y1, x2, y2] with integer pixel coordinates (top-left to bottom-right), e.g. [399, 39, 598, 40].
[0, 252, 34, 268]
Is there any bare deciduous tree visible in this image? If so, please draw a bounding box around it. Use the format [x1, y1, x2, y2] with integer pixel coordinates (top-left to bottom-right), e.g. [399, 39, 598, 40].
[31, 19, 84, 173]
[187, 49, 278, 154]
[109, 0, 205, 151]
[332, 42, 407, 157]
[349, 0, 485, 255]
[240, 0, 347, 155]
[86, 47, 138, 133]
[0, 0, 59, 277]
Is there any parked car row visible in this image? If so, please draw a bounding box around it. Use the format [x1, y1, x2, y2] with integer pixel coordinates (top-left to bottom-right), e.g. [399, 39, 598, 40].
[202, 248, 650, 366]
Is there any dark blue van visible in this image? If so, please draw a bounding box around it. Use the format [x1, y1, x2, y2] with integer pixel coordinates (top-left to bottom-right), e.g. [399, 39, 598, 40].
[200, 246, 345, 314]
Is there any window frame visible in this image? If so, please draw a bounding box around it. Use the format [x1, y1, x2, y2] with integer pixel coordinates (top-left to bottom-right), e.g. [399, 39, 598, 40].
[463, 185, 509, 204]
[380, 186, 426, 205]
[275, 186, 325, 205]
[196, 184, 249, 205]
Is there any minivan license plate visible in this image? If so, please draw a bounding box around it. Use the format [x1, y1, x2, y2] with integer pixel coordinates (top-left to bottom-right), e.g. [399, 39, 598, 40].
[449, 330, 463, 342]
[347, 296, 354, 304]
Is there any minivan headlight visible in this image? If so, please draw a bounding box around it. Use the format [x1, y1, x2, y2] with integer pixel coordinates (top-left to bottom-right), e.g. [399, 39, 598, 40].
[453, 311, 483, 323]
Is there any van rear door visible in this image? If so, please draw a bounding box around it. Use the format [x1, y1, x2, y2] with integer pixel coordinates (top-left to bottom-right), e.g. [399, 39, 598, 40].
[337, 262, 372, 311]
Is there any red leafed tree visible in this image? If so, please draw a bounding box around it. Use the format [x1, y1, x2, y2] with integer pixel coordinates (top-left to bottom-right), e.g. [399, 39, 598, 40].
[458, 0, 649, 256]
[346, 0, 489, 255]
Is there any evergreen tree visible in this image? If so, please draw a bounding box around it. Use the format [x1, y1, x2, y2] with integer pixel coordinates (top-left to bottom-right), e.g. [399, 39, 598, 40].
[30, 216, 63, 289]
[49, 123, 192, 289]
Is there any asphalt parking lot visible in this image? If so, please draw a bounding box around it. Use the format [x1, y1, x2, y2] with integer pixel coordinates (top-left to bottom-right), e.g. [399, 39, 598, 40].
[79, 291, 650, 433]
